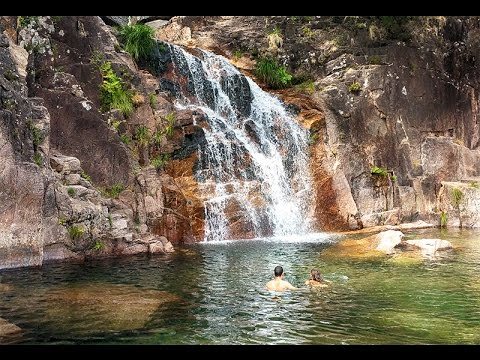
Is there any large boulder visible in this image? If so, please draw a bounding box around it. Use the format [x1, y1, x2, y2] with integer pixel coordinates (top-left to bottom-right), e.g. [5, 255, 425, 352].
[405, 239, 453, 257]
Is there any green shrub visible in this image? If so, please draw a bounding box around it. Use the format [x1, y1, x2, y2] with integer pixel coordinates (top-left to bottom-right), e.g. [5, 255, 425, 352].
[348, 81, 362, 94]
[67, 187, 76, 197]
[135, 125, 151, 147]
[92, 240, 105, 251]
[68, 225, 84, 240]
[295, 80, 316, 94]
[80, 171, 92, 182]
[232, 49, 244, 60]
[33, 152, 42, 166]
[254, 57, 292, 89]
[107, 214, 113, 228]
[451, 187, 464, 208]
[164, 112, 176, 138]
[151, 154, 170, 170]
[99, 61, 133, 116]
[120, 133, 132, 145]
[371, 166, 388, 177]
[469, 181, 479, 189]
[118, 24, 156, 62]
[103, 183, 125, 199]
[440, 211, 448, 228]
[149, 93, 157, 109]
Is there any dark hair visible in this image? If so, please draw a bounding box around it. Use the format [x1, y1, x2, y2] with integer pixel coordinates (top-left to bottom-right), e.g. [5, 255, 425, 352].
[274, 265, 283, 277]
[310, 269, 323, 282]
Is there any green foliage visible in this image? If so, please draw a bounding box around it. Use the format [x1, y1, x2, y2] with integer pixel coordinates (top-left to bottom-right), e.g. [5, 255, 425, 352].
[267, 26, 282, 36]
[254, 57, 292, 89]
[92, 240, 105, 251]
[111, 119, 124, 132]
[135, 125, 151, 147]
[377, 16, 412, 41]
[4, 69, 17, 82]
[118, 24, 156, 62]
[348, 81, 362, 94]
[152, 129, 164, 146]
[99, 61, 133, 116]
[302, 26, 314, 37]
[33, 152, 42, 166]
[103, 183, 125, 199]
[120, 133, 132, 145]
[81, 171, 92, 182]
[164, 112, 176, 139]
[390, 175, 397, 182]
[232, 49, 244, 60]
[151, 154, 170, 170]
[371, 166, 389, 177]
[469, 181, 479, 189]
[68, 225, 84, 240]
[149, 93, 157, 109]
[451, 187, 464, 208]
[58, 217, 67, 226]
[27, 121, 44, 148]
[107, 214, 113, 228]
[67, 187, 76, 197]
[18, 16, 38, 28]
[295, 80, 316, 94]
[440, 211, 448, 228]
[308, 132, 320, 145]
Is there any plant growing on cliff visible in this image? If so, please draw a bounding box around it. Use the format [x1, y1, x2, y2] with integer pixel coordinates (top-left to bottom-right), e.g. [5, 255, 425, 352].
[107, 214, 113, 228]
[68, 225, 84, 240]
[164, 112, 176, 139]
[99, 61, 133, 117]
[440, 211, 448, 228]
[451, 187, 464, 228]
[254, 57, 292, 89]
[67, 187, 76, 197]
[81, 171, 92, 182]
[371, 166, 389, 177]
[469, 181, 479, 189]
[135, 125, 151, 147]
[149, 93, 157, 109]
[348, 81, 362, 94]
[118, 24, 156, 62]
[92, 240, 105, 251]
[103, 183, 125, 199]
[151, 154, 170, 171]
[33, 152, 42, 166]
[120, 133, 132, 145]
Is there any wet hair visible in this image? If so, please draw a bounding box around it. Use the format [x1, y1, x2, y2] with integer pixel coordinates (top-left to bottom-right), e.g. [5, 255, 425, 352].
[274, 265, 284, 277]
[310, 269, 323, 282]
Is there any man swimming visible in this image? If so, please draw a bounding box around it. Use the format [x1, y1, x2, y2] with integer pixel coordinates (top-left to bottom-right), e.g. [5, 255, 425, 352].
[266, 265, 297, 291]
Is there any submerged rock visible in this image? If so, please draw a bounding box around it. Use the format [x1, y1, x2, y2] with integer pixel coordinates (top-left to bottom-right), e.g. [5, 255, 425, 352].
[0, 317, 22, 343]
[405, 239, 453, 257]
[45, 283, 181, 333]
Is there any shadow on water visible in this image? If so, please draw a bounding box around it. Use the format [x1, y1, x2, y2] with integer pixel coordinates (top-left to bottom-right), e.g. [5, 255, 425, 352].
[1, 228, 480, 344]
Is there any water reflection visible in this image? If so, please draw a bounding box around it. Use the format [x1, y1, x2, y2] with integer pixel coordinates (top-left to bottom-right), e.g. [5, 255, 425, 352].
[1, 228, 480, 344]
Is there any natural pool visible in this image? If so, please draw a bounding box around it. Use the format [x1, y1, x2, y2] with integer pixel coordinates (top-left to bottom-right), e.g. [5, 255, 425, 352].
[1, 228, 480, 344]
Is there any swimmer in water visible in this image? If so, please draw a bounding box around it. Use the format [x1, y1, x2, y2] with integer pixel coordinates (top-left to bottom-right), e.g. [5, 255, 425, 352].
[305, 269, 330, 288]
[266, 265, 297, 292]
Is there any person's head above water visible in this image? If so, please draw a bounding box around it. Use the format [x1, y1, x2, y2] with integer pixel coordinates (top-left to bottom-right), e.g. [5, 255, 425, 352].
[310, 269, 323, 282]
[274, 265, 284, 278]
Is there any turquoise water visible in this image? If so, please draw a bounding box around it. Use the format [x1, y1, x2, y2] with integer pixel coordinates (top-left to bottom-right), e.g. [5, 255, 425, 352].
[1, 228, 480, 344]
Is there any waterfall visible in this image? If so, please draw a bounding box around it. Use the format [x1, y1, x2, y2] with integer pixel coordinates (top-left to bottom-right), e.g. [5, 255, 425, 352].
[164, 44, 315, 241]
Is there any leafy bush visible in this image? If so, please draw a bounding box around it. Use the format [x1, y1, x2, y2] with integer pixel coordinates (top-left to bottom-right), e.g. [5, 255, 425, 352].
[451, 187, 464, 207]
[371, 166, 388, 177]
[92, 240, 105, 251]
[120, 133, 132, 145]
[254, 57, 292, 89]
[348, 81, 361, 94]
[68, 225, 84, 240]
[440, 211, 448, 228]
[33, 152, 42, 166]
[80, 171, 92, 182]
[164, 112, 176, 138]
[151, 154, 170, 170]
[99, 61, 133, 116]
[118, 24, 156, 62]
[67, 187, 76, 197]
[149, 93, 157, 109]
[135, 125, 151, 147]
[103, 183, 125, 199]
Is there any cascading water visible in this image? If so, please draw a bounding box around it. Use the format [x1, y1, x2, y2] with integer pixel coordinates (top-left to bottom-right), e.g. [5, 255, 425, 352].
[164, 44, 315, 241]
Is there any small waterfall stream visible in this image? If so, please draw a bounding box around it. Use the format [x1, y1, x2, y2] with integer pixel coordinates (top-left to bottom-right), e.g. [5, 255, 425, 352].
[165, 45, 315, 241]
